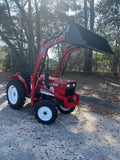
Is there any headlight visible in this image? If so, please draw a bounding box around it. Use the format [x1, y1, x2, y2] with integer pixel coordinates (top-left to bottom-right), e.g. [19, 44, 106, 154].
[73, 83, 75, 87]
[66, 84, 70, 88]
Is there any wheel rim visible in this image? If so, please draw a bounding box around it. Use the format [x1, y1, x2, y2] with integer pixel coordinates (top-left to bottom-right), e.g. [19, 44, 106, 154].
[38, 106, 52, 121]
[8, 85, 18, 104]
[60, 105, 71, 111]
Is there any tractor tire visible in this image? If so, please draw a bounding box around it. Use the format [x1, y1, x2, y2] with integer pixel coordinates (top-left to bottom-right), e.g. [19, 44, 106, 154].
[6, 80, 26, 109]
[58, 105, 75, 114]
[34, 101, 58, 125]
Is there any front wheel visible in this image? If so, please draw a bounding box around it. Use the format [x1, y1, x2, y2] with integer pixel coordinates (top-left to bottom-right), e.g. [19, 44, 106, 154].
[58, 105, 75, 114]
[34, 101, 58, 125]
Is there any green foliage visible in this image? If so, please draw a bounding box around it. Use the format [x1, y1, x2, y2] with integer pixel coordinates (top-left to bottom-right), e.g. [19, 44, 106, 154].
[2, 50, 30, 72]
[95, 0, 120, 74]
[96, 0, 120, 45]
[93, 52, 112, 72]
[0, 58, 3, 69]
[0, 46, 8, 69]
[13, 52, 30, 72]
[0, 0, 119, 75]
[2, 54, 11, 71]
[66, 49, 84, 72]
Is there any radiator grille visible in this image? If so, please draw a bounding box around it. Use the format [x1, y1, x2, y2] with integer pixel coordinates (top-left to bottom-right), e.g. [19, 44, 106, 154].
[65, 83, 76, 97]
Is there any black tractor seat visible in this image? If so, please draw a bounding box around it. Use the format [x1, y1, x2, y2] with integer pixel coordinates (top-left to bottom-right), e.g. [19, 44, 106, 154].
[20, 72, 32, 91]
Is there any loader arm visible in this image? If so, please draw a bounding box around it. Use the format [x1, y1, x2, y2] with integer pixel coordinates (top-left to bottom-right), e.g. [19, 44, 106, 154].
[54, 47, 82, 78]
[31, 37, 65, 106]
[30, 21, 114, 106]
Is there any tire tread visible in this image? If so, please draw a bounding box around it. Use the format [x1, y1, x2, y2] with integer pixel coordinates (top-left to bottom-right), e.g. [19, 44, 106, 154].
[6, 80, 26, 109]
[58, 105, 75, 114]
[34, 100, 58, 124]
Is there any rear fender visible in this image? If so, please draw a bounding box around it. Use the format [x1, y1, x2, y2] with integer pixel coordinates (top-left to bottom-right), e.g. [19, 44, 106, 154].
[10, 75, 29, 96]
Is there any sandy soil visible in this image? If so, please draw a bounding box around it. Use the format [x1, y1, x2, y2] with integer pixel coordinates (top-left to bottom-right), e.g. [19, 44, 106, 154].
[0, 71, 120, 160]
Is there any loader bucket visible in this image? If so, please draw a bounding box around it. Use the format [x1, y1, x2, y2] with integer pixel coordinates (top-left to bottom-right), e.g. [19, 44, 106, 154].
[65, 21, 114, 54]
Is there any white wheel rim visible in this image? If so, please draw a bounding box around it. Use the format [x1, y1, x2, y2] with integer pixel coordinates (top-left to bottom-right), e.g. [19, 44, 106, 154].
[8, 85, 18, 104]
[38, 106, 52, 121]
[60, 105, 71, 111]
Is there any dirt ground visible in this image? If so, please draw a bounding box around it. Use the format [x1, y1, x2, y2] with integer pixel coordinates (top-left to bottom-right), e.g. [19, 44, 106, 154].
[0, 71, 120, 160]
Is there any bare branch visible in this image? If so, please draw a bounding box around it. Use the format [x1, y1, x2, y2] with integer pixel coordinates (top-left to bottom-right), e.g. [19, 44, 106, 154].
[5, 0, 22, 48]
[13, 0, 29, 26]
[23, 0, 29, 8]
[34, 0, 41, 51]
[0, 30, 18, 54]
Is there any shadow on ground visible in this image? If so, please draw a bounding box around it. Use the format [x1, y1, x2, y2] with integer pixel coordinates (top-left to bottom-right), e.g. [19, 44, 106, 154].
[80, 95, 120, 116]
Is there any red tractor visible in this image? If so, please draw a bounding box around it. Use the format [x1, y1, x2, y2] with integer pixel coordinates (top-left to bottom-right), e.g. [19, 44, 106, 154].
[6, 21, 114, 124]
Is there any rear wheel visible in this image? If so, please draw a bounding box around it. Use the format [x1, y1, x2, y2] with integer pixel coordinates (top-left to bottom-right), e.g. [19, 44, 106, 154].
[58, 105, 75, 114]
[34, 101, 58, 124]
[6, 80, 26, 109]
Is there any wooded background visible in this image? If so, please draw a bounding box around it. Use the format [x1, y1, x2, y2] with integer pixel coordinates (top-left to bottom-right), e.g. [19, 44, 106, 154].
[0, 0, 119, 75]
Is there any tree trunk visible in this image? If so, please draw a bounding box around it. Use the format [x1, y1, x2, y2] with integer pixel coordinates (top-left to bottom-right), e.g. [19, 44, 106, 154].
[28, 0, 36, 71]
[89, 0, 94, 72]
[84, 0, 89, 72]
[84, 0, 88, 28]
[14, 0, 36, 72]
[34, 0, 41, 52]
[84, 0, 94, 72]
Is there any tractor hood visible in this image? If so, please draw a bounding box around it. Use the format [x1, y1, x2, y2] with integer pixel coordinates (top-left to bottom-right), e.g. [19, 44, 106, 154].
[40, 75, 75, 85]
[65, 21, 114, 55]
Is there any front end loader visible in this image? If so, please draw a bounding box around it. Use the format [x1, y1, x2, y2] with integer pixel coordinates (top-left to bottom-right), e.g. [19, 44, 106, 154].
[6, 21, 114, 124]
